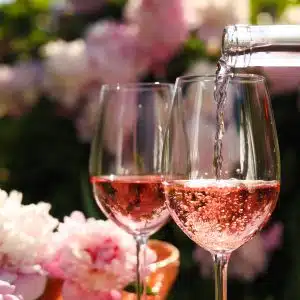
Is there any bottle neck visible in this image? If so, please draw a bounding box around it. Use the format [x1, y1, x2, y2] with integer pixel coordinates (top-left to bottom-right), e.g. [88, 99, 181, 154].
[222, 25, 300, 67]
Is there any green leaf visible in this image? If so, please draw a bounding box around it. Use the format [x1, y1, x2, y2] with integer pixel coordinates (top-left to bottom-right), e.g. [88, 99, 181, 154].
[30, 0, 51, 10]
[124, 282, 158, 296]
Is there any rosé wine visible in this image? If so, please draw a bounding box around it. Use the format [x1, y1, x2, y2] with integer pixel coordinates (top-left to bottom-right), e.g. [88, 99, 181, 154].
[91, 175, 169, 236]
[164, 179, 280, 252]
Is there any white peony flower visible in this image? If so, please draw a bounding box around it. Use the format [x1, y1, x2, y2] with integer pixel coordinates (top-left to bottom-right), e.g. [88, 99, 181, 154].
[41, 39, 90, 109]
[280, 5, 300, 24]
[182, 0, 249, 29]
[179, 0, 249, 53]
[0, 189, 58, 300]
[0, 189, 59, 273]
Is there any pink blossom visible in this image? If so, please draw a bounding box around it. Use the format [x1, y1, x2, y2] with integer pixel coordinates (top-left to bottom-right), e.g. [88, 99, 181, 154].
[262, 222, 283, 252]
[62, 281, 121, 300]
[126, 0, 188, 64]
[44, 211, 156, 297]
[0, 271, 46, 300]
[193, 223, 283, 282]
[0, 280, 23, 300]
[101, 87, 138, 156]
[66, 0, 106, 13]
[0, 63, 41, 117]
[85, 21, 151, 84]
[75, 87, 100, 142]
[262, 67, 300, 95]
[75, 82, 138, 145]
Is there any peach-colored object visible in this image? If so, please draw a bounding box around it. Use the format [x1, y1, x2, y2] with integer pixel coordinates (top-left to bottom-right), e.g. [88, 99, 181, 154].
[39, 279, 63, 300]
[40, 240, 180, 300]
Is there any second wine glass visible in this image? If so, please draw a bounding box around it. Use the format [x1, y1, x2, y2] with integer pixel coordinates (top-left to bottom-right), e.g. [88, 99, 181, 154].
[162, 74, 280, 300]
[89, 82, 173, 299]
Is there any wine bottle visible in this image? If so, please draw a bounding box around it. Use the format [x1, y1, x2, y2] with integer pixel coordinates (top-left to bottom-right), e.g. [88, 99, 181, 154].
[222, 24, 300, 67]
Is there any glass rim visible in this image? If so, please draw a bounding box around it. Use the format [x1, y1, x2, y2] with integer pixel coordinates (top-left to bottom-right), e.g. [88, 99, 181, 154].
[101, 82, 174, 91]
[176, 73, 266, 84]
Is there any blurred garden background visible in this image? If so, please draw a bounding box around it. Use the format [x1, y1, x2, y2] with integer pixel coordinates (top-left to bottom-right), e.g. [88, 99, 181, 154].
[1, 0, 300, 299]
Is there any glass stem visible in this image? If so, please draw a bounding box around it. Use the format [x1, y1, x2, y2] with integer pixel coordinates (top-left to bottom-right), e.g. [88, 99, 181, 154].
[135, 235, 148, 300]
[212, 252, 231, 300]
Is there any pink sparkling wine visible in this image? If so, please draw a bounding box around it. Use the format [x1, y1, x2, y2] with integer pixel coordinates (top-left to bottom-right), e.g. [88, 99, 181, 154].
[164, 179, 280, 252]
[91, 175, 169, 236]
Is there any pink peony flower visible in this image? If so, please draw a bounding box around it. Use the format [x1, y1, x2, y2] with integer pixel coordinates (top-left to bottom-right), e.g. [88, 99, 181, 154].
[85, 21, 151, 84]
[261, 222, 283, 252]
[75, 81, 138, 145]
[62, 281, 121, 300]
[125, 0, 188, 64]
[193, 223, 283, 282]
[44, 211, 156, 297]
[74, 86, 100, 142]
[66, 0, 106, 13]
[0, 280, 23, 300]
[0, 271, 46, 300]
[0, 63, 41, 117]
[262, 67, 300, 95]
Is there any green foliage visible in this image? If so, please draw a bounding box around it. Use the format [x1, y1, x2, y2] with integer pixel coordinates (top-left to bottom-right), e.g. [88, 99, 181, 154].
[54, 0, 127, 40]
[0, 0, 55, 63]
[250, 0, 288, 23]
[2, 97, 88, 219]
[166, 34, 207, 82]
[124, 282, 158, 296]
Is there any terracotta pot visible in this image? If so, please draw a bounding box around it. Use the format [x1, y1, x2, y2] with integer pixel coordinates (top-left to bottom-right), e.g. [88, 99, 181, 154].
[40, 240, 180, 300]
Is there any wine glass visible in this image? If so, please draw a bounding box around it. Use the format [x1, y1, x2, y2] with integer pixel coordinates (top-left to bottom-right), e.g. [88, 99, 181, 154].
[162, 74, 280, 300]
[89, 82, 173, 299]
